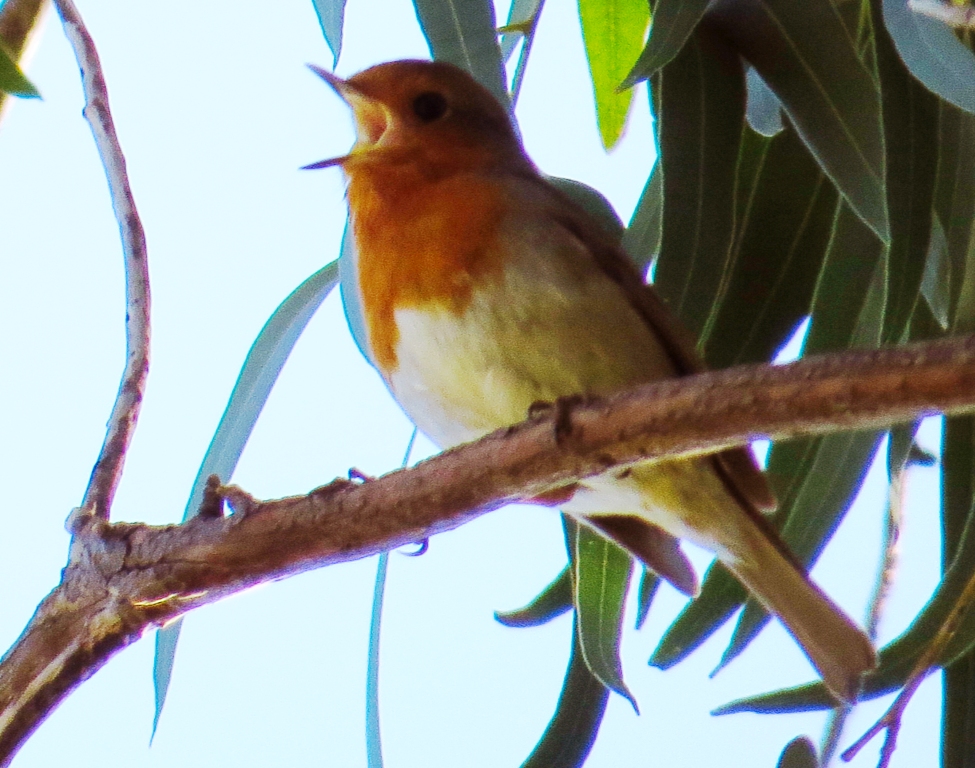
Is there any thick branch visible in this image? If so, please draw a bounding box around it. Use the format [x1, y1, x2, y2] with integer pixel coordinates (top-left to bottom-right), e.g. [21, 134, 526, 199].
[2, 333, 975, 762]
[53, 0, 151, 519]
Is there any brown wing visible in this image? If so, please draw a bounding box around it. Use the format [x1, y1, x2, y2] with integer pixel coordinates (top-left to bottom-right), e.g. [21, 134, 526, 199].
[540, 175, 777, 514]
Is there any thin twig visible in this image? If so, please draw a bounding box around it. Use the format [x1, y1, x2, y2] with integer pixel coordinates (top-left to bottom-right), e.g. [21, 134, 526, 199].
[843, 553, 975, 767]
[909, 0, 975, 28]
[53, 0, 150, 519]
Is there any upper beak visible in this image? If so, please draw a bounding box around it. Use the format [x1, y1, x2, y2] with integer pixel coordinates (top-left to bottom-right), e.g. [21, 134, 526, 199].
[302, 64, 389, 170]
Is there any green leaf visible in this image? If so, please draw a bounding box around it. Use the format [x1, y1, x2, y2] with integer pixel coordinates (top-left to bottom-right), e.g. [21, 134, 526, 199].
[649, 563, 746, 670]
[882, 0, 975, 115]
[577, 0, 650, 149]
[152, 260, 339, 735]
[921, 215, 951, 330]
[716, 215, 887, 665]
[0, 45, 38, 98]
[942, 415, 975, 768]
[366, 553, 388, 768]
[412, 0, 509, 107]
[500, 0, 543, 60]
[804, 205, 886, 354]
[703, 124, 837, 368]
[652, 25, 746, 341]
[621, 162, 662, 271]
[937, 105, 975, 331]
[873, 0, 940, 344]
[568, 519, 637, 709]
[745, 66, 784, 138]
[707, 0, 890, 242]
[520, 617, 609, 768]
[311, 0, 347, 68]
[777, 736, 820, 768]
[495, 566, 573, 628]
[622, 0, 710, 85]
[635, 568, 659, 630]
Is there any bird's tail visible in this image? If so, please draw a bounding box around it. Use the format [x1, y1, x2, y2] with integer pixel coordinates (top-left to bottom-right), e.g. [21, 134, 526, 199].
[722, 515, 876, 704]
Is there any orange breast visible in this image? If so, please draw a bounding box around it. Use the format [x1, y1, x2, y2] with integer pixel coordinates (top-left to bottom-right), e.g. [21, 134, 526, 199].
[348, 168, 508, 373]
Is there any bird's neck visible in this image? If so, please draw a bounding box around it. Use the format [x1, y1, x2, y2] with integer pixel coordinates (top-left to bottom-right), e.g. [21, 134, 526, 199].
[346, 164, 510, 374]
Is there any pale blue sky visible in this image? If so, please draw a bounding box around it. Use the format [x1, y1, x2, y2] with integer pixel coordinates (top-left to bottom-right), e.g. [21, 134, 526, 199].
[0, 1, 943, 765]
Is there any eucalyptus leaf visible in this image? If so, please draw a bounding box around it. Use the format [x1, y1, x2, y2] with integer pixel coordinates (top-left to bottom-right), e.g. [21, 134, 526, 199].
[777, 736, 820, 768]
[882, 0, 975, 116]
[922, 215, 951, 330]
[653, 25, 745, 341]
[311, 0, 347, 67]
[938, 105, 975, 331]
[520, 617, 609, 768]
[707, 0, 890, 242]
[0, 45, 38, 98]
[635, 568, 660, 630]
[500, 0, 543, 61]
[873, 0, 939, 345]
[703, 123, 837, 369]
[569, 519, 637, 709]
[577, 0, 650, 149]
[495, 566, 573, 628]
[622, 163, 663, 271]
[745, 66, 783, 138]
[152, 260, 339, 735]
[623, 0, 710, 85]
[412, 0, 509, 107]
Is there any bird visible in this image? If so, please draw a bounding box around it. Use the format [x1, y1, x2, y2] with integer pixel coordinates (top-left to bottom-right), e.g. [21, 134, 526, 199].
[305, 58, 876, 703]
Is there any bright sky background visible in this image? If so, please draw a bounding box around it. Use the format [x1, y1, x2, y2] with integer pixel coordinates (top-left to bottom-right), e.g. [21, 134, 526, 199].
[0, 1, 945, 766]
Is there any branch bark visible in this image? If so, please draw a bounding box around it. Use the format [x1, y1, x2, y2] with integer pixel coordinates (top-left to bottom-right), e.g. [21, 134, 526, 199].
[1, 333, 975, 763]
[54, 0, 151, 519]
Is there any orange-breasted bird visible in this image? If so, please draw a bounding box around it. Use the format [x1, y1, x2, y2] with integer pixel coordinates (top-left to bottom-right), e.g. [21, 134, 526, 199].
[308, 59, 876, 702]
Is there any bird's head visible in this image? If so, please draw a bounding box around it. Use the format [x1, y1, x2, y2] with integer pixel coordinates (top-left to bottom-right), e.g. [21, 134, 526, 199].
[305, 59, 529, 176]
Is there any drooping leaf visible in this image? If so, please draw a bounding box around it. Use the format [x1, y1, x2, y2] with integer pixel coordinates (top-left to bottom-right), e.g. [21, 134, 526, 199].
[718, 235, 888, 666]
[622, 162, 663, 271]
[568, 519, 637, 709]
[652, 24, 746, 341]
[922, 214, 951, 330]
[495, 566, 573, 628]
[777, 736, 820, 768]
[152, 260, 340, 734]
[311, 0, 347, 68]
[500, 0, 543, 61]
[745, 66, 783, 138]
[412, 0, 509, 107]
[882, 0, 975, 116]
[942, 415, 975, 768]
[635, 568, 659, 630]
[873, 0, 939, 344]
[366, 553, 388, 768]
[0, 44, 38, 98]
[623, 0, 710, 86]
[937, 105, 975, 330]
[520, 617, 609, 768]
[703, 123, 837, 368]
[577, 0, 650, 149]
[707, 0, 890, 242]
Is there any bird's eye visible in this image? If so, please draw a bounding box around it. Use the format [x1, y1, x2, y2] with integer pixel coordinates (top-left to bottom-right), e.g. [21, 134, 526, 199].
[412, 91, 449, 123]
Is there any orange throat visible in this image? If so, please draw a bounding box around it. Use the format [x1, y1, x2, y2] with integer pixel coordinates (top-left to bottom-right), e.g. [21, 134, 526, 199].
[347, 165, 508, 373]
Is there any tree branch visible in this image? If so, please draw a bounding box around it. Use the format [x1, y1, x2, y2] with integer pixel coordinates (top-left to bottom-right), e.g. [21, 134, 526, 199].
[1, 333, 975, 762]
[53, 0, 151, 519]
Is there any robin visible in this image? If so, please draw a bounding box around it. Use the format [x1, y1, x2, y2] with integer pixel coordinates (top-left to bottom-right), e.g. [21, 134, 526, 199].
[306, 58, 875, 703]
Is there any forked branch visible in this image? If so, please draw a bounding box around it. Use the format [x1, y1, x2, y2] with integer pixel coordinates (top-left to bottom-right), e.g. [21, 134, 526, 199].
[1, 333, 975, 763]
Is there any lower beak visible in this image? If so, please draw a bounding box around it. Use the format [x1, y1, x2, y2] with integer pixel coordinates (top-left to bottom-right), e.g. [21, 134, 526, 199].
[305, 64, 389, 170]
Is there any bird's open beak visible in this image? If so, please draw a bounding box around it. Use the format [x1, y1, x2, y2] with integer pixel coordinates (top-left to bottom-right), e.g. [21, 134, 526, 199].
[302, 64, 389, 170]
